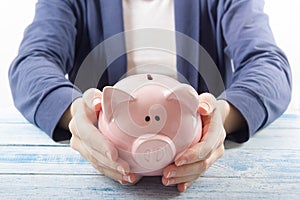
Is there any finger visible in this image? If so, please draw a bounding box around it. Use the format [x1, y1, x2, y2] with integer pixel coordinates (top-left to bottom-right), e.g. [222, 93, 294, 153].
[70, 135, 136, 183]
[162, 174, 198, 186]
[70, 134, 100, 168]
[198, 112, 226, 155]
[70, 134, 82, 152]
[165, 142, 224, 179]
[174, 130, 224, 166]
[198, 93, 217, 115]
[163, 144, 225, 187]
[178, 140, 224, 171]
[83, 88, 103, 112]
[177, 181, 193, 193]
[69, 116, 119, 161]
[91, 161, 136, 184]
[72, 133, 132, 183]
[90, 159, 136, 184]
[163, 162, 205, 178]
[175, 114, 225, 166]
[119, 174, 143, 185]
[174, 142, 210, 167]
[83, 142, 130, 175]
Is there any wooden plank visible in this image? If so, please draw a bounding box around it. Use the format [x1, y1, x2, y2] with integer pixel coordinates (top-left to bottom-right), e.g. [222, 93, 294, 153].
[0, 146, 299, 179]
[0, 108, 299, 145]
[0, 108, 299, 199]
[0, 146, 83, 164]
[0, 175, 299, 199]
[0, 146, 96, 175]
[211, 148, 300, 178]
[0, 163, 97, 175]
[0, 107, 28, 124]
[1, 120, 300, 149]
[0, 124, 300, 149]
[267, 113, 300, 129]
[225, 128, 300, 150]
[0, 124, 58, 145]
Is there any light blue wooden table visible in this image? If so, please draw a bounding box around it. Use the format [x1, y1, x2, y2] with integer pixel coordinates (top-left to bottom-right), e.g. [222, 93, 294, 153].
[1, 107, 300, 199]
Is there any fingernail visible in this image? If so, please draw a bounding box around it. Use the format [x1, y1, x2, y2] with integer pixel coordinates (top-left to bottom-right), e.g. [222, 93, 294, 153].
[166, 178, 175, 186]
[118, 180, 131, 185]
[183, 183, 188, 191]
[123, 175, 133, 183]
[98, 162, 105, 167]
[92, 98, 101, 107]
[92, 98, 102, 111]
[167, 170, 176, 178]
[105, 151, 112, 160]
[117, 166, 126, 175]
[174, 150, 186, 161]
[200, 102, 210, 112]
[176, 159, 187, 166]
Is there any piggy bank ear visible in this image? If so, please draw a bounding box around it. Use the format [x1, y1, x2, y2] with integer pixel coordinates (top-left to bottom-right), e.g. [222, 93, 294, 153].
[166, 84, 199, 114]
[102, 86, 135, 121]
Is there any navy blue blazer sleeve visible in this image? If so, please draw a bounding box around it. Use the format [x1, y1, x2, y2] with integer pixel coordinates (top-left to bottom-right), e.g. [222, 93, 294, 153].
[218, 0, 292, 142]
[8, 0, 82, 140]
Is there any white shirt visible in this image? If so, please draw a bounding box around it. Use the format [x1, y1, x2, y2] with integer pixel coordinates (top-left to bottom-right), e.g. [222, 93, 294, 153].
[122, 0, 177, 78]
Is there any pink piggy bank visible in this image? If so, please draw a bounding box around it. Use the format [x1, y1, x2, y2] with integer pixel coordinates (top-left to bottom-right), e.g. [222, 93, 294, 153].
[98, 73, 202, 176]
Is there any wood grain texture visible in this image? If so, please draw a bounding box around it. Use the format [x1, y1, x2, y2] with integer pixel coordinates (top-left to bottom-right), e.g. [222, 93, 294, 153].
[0, 146, 299, 178]
[1, 117, 300, 148]
[0, 111, 299, 199]
[0, 175, 299, 199]
[0, 107, 28, 123]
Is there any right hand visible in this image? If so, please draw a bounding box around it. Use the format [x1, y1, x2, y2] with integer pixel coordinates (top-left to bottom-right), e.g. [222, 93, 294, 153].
[67, 88, 140, 185]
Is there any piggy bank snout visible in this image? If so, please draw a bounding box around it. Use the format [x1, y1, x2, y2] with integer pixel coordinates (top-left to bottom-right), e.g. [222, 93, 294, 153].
[132, 134, 176, 170]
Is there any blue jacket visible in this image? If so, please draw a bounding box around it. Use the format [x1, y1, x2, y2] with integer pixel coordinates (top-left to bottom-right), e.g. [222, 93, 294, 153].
[9, 0, 292, 142]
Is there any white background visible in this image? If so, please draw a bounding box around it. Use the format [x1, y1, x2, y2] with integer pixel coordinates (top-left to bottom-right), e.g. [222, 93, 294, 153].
[0, 0, 299, 112]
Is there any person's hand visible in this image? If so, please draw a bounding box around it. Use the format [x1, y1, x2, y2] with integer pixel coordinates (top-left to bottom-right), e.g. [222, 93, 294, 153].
[162, 93, 227, 192]
[67, 88, 141, 185]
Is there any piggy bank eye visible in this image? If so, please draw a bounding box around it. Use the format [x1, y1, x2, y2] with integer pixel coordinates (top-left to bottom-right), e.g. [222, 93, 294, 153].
[155, 115, 160, 121]
[145, 116, 151, 122]
[147, 74, 153, 80]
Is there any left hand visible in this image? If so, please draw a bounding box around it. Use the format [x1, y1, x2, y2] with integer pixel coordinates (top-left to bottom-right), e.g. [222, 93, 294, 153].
[162, 93, 227, 192]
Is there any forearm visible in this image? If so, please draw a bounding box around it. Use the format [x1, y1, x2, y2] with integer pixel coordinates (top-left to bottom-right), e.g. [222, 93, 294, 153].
[59, 105, 73, 131]
[217, 99, 246, 135]
[58, 97, 83, 131]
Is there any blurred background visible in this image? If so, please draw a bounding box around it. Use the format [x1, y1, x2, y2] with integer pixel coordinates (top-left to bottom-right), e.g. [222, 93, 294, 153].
[0, 0, 299, 113]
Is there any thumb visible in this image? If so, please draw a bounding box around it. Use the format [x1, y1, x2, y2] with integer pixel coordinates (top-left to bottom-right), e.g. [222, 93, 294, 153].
[198, 93, 217, 116]
[83, 88, 103, 112]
